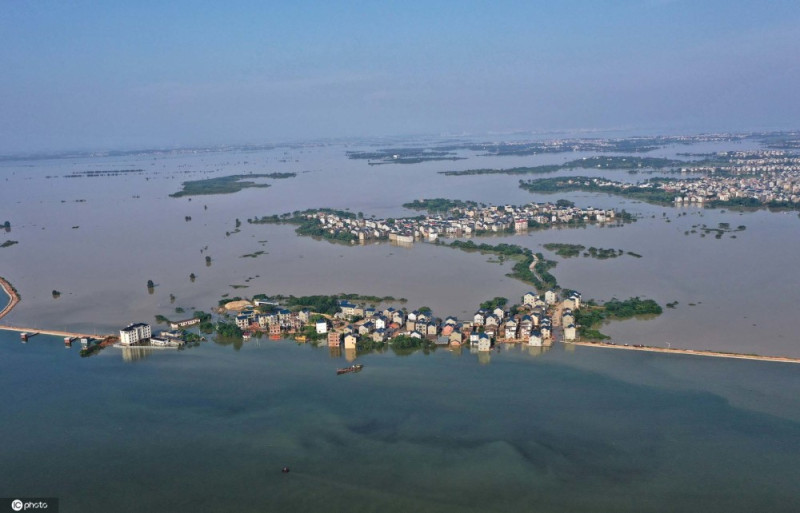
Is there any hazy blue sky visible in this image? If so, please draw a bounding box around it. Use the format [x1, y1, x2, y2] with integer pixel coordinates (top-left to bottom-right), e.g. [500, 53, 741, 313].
[2, 0, 799, 152]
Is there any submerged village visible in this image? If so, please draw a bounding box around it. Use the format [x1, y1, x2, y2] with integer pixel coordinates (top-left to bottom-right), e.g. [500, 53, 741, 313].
[249, 198, 625, 244]
[2, 198, 662, 362]
[5, 184, 800, 362]
[9, 195, 798, 363]
[115, 287, 586, 363]
[103, 200, 663, 362]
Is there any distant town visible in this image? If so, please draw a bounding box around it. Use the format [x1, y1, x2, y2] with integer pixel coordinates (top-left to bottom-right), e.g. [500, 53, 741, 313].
[347, 131, 793, 164]
[520, 150, 800, 209]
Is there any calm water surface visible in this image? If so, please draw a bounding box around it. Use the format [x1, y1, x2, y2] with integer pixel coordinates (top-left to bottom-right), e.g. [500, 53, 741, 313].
[1, 331, 799, 513]
[1, 140, 798, 356]
[1, 139, 800, 511]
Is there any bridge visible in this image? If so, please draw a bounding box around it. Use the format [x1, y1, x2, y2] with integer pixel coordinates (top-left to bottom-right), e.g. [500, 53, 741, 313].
[0, 324, 113, 340]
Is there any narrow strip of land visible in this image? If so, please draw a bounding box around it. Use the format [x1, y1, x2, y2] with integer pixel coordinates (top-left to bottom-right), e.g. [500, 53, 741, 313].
[0, 324, 112, 340]
[0, 276, 20, 321]
[567, 341, 800, 364]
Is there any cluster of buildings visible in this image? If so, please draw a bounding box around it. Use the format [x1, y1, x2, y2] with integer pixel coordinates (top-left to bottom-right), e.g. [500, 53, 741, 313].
[559, 164, 800, 206]
[545, 150, 800, 206]
[119, 322, 184, 348]
[670, 173, 800, 205]
[235, 305, 309, 337]
[305, 202, 618, 244]
[480, 133, 746, 154]
[672, 153, 800, 205]
[231, 290, 583, 352]
[680, 151, 800, 176]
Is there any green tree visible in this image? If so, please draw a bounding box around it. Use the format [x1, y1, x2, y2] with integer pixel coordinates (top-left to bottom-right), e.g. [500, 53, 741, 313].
[480, 297, 508, 310]
[216, 321, 243, 338]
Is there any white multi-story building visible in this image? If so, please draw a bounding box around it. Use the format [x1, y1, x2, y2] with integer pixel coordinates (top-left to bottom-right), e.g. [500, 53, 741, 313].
[477, 333, 492, 352]
[529, 331, 543, 347]
[120, 322, 152, 346]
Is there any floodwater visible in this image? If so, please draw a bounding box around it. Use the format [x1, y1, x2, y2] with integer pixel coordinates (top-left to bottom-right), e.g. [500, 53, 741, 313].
[2, 138, 800, 512]
[0, 138, 798, 356]
[1, 331, 799, 513]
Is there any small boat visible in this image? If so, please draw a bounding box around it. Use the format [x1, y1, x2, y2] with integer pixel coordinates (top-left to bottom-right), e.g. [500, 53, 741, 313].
[336, 364, 364, 375]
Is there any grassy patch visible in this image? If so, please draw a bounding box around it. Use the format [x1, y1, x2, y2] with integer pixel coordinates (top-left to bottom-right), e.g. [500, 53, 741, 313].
[240, 251, 266, 258]
[170, 173, 295, 198]
[576, 297, 663, 340]
[543, 243, 584, 258]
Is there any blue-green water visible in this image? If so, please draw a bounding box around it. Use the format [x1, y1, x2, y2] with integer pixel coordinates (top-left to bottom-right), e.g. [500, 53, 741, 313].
[1, 331, 799, 512]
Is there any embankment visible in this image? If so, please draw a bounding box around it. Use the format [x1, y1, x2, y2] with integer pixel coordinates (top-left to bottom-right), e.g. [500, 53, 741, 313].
[0, 276, 20, 321]
[567, 340, 800, 364]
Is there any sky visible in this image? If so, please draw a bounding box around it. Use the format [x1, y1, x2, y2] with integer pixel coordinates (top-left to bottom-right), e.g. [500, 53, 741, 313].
[1, 0, 799, 153]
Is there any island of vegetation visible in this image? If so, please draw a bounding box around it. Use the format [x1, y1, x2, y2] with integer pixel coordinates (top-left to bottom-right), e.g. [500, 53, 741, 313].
[684, 223, 748, 239]
[441, 156, 686, 176]
[574, 297, 663, 340]
[64, 169, 144, 178]
[240, 250, 266, 258]
[346, 133, 762, 163]
[1, 240, 18, 248]
[261, 293, 407, 314]
[169, 173, 296, 198]
[445, 240, 559, 290]
[543, 243, 639, 260]
[519, 176, 678, 205]
[402, 198, 479, 212]
[346, 148, 464, 165]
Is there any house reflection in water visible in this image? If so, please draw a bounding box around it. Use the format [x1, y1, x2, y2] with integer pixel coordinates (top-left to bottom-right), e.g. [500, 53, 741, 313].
[121, 346, 152, 362]
[525, 345, 551, 358]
